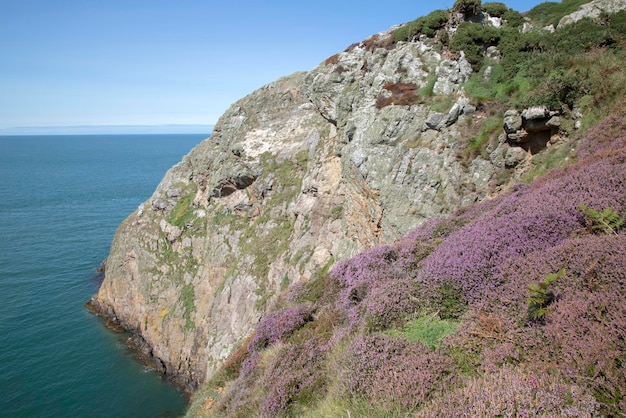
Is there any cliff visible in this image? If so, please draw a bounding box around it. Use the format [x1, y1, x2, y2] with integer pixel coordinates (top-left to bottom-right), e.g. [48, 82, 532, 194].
[91, 36, 499, 391]
[90, 0, 626, 411]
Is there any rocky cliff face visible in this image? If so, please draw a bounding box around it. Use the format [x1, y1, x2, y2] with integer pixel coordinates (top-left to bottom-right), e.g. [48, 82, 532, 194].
[90, 25, 564, 391]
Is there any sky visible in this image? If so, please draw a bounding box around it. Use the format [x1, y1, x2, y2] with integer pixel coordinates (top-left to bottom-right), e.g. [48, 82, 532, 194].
[1, 0, 547, 131]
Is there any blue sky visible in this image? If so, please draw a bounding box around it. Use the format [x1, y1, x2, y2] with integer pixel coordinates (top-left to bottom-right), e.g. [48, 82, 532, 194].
[1, 0, 546, 130]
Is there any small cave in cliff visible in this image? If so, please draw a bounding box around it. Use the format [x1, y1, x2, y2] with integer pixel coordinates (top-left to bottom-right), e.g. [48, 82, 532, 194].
[518, 131, 553, 154]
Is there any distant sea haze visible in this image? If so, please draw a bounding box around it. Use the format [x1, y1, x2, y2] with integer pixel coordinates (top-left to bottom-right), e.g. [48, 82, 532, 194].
[0, 134, 206, 417]
[0, 124, 214, 136]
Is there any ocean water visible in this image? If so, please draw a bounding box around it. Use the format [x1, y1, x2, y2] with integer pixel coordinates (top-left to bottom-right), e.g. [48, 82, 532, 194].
[0, 134, 207, 417]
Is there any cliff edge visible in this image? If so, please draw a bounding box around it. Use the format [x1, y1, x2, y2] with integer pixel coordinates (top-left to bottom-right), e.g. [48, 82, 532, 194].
[90, 0, 626, 398]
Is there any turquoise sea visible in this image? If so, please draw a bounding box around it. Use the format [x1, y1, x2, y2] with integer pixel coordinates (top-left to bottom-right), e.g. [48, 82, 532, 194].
[0, 134, 207, 417]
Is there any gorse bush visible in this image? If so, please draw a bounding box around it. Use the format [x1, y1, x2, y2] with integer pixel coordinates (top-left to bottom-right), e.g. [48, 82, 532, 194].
[451, 22, 501, 70]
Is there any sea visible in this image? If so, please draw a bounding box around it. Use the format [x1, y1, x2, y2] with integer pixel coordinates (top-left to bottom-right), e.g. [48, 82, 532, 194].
[0, 134, 208, 418]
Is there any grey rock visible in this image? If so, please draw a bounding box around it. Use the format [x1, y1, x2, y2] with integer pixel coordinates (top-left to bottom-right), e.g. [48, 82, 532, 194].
[167, 187, 182, 198]
[546, 116, 561, 128]
[445, 103, 462, 127]
[486, 46, 501, 60]
[508, 131, 528, 143]
[522, 106, 549, 120]
[91, 25, 550, 394]
[505, 146, 528, 168]
[151, 198, 168, 210]
[558, 0, 626, 28]
[504, 110, 523, 134]
[425, 112, 445, 130]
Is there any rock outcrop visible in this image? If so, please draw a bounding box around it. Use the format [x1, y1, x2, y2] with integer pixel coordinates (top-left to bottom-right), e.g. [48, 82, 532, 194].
[90, 27, 562, 390]
[557, 0, 626, 28]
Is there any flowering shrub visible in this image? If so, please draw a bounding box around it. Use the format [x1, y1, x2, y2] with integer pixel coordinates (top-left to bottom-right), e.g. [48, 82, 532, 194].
[416, 149, 626, 311]
[260, 338, 326, 417]
[330, 245, 422, 330]
[203, 114, 626, 416]
[575, 113, 626, 159]
[481, 234, 626, 414]
[340, 334, 456, 409]
[416, 366, 599, 417]
[249, 305, 314, 352]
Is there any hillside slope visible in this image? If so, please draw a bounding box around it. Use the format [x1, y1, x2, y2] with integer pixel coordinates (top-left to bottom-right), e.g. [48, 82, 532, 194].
[188, 110, 626, 418]
[90, 0, 626, 415]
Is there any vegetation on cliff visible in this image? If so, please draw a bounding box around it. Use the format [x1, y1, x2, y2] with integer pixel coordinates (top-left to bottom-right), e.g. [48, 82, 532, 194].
[183, 1, 626, 416]
[189, 111, 626, 417]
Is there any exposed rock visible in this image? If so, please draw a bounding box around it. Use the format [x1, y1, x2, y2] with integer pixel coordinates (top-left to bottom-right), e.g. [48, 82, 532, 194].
[425, 112, 446, 130]
[505, 146, 529, 168]
[90, 26, 558, 393]
[433, 53, 473, 95]
[505, 107, 561, 154]
[521, 106, 549, 120]
[558, 0, 626, 28]
[504, 110, 523, 134]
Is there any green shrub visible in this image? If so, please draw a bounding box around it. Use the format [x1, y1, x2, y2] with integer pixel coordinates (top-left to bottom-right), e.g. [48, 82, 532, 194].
[394, 10, 448, 42]
[167, 193, 196, 228]
[451, 22, 501, 70]
[421, 9, 449, 37]
[453, 0, 482, 17]
[501, 9, 524, 27]
[481, 2, 508, 17]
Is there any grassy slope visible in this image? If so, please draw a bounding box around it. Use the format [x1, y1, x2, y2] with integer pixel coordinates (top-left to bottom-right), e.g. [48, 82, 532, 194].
[186, 1, 626, 416]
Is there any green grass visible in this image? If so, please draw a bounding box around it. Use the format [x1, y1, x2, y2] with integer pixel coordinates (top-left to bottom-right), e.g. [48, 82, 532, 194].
[388, 313, 460, 348]
[180, 284, 196, 331]
[167, 192, 196, 228]
[526, 0, 591, 28]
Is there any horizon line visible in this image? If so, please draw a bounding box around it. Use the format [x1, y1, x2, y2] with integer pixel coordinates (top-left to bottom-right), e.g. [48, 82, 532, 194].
[0, 123, 214, 136]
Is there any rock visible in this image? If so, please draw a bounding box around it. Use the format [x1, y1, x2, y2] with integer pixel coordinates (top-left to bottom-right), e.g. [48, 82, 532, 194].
[504, 110, 523, 134]
[91, 25, 542, 394]
[486, 46, 501, 60]
[462, 103, 476, 115]
[167, 187, 182, 198]
[444, 103, 462, 127]
[546, 116, 561, 129]
[433, 53, 473, 95]
[151, 198, 168, 210]
[557, 0, 626, 29]
[505, 146, 528, 168]
[507, 131, 528, 143]
[425, 112, 445, 130]
[522, 106, 549, 120]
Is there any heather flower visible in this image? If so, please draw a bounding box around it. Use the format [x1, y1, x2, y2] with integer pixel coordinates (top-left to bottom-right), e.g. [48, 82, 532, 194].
[340, 334, 456, 409]
[260, 338, 326, 417]
[416, 366, 599, 417]
[249, 305, 314, 352]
